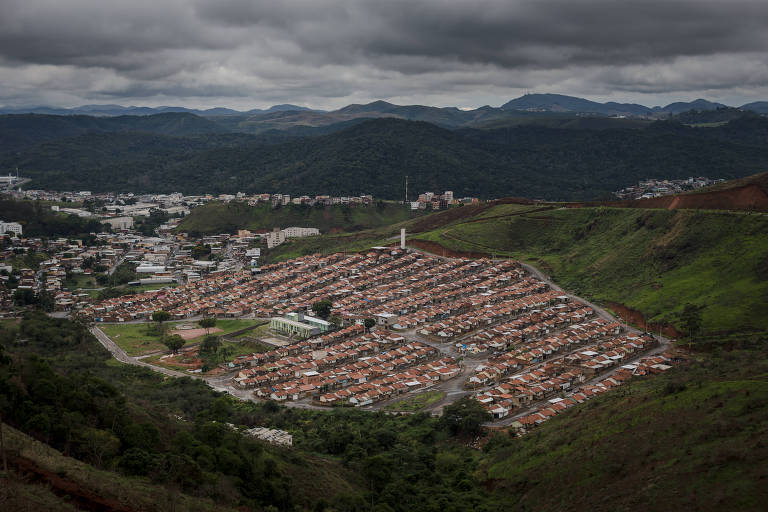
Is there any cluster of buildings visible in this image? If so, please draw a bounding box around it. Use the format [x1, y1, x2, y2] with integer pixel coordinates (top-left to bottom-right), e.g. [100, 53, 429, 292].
[233, 326, 459, 406]
[467, 318, 677, 429]
[1, 233, 133, 311]
[614, 177, 724, 199]
[262, 226, 320, 249]
[14, 188, 379, 210]
[408, 191, 479, 210]
[246, 193, 374, 208]
[81, 249, 501, 323]
[73, 239, 680, 418]
[509, 353, 676, 433]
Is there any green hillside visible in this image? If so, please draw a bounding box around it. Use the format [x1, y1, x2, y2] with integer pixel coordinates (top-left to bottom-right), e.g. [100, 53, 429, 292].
[177, 200, 421, 236]
[412, 206, 768, 337]
[480, 343, 768, 512]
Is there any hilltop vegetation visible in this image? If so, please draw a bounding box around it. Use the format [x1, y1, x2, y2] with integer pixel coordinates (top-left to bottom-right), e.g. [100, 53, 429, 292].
[6, 115, 768, 199]
[0, 112, 227, 150]
[177, 200, 420, 236]
[0, 199, 106, 238]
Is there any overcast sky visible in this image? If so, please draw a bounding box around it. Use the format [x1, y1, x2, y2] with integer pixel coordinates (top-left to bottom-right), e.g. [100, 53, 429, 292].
[1, 0, 767, 110]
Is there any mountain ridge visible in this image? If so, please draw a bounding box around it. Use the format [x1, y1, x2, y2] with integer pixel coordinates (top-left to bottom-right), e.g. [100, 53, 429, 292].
[2, 94, 761, 120]
[8, 116, 768, 200]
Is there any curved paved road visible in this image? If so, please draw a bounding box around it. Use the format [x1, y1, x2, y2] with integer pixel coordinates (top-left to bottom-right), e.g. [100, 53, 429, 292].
[90, 326, 195, 378]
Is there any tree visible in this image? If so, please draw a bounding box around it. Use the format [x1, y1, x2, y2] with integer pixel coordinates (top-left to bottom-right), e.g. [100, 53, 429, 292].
[312, 300, 332, 320]
[163, 334, 185, 355]
[679, 303, 703, 341]
[439, 397, 492, 437]
[83, 428, 121, 467]
[329, 314, 342, 328]
[152, 310, 171, 337]
[152, 311, 171, 323]
[364, 318, 376, 331]
[200, 335, 221, 354]
[198, 317, 217, 335]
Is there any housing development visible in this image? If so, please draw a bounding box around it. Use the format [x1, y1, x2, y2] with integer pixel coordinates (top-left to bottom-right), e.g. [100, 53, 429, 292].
[76, 245, 675, 432]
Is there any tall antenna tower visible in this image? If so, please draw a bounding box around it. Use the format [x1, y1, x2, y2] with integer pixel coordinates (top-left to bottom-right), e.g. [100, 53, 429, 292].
[404, 175, 408, 204]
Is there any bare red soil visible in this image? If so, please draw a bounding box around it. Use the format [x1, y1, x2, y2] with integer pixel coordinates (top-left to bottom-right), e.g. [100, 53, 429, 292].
[409, 239, 491, 259]
[608, 301, 682, 338]
[568, 182, 768, 212]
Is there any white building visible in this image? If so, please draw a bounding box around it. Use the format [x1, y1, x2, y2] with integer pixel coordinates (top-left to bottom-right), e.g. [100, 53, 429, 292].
[266, 229, 286, 248]
[102, 216, 134, 230]
[266, 227, 320, 248]
[0, 221, 22, 236]
[283, 227, 320, 238]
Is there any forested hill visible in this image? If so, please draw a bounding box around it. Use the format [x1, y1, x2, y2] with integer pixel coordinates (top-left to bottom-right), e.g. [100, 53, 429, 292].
[6, 115, 768, 200]
[0, 112, 226, 150]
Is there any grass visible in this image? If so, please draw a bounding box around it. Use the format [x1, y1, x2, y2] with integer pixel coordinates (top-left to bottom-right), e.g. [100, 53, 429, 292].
[145, 339, 271, 372]
[0, 318, 20, 328]
[383, 390, 445, 411]
[480, 344, 768, 512]
[7, 251, 49, 271]
[63, 273, 98, 290]
[177, 200, 424, 236]
[99, 318, 266, 356]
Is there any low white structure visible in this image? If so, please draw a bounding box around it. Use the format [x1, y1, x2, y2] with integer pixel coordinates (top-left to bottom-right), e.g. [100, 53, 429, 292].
[244, 427, 293, 447]
[102, 216, 134, 230]
[136, 265, 166, 273]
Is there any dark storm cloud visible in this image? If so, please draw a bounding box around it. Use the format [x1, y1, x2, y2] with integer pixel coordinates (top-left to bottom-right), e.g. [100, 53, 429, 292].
[194, 0, 768, 69]
[0, 0, 767, 108]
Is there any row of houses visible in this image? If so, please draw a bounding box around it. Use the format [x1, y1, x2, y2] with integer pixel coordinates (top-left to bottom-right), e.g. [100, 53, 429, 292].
[82, 250, 515, 323]
[459, 303, 596, 354]
[318, 358, 461, 407]
[512, 354, 677, 433]
[467, 318, 625, 387]
[473, 333, 660, 420]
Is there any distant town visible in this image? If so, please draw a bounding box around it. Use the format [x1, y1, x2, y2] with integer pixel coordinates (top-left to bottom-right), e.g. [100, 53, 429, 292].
[0, 186, 479, 316]
[614, 176, 724, 200]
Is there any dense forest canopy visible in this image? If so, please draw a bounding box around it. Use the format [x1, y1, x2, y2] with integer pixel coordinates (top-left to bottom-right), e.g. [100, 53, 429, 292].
[3, 114, 768, 200]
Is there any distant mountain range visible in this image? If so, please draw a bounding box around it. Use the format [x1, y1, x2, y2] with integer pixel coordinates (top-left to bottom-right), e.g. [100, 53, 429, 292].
[3, 93, 764, 122]
[0, 103, 317, 117]
[3, 94, 765, 135]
